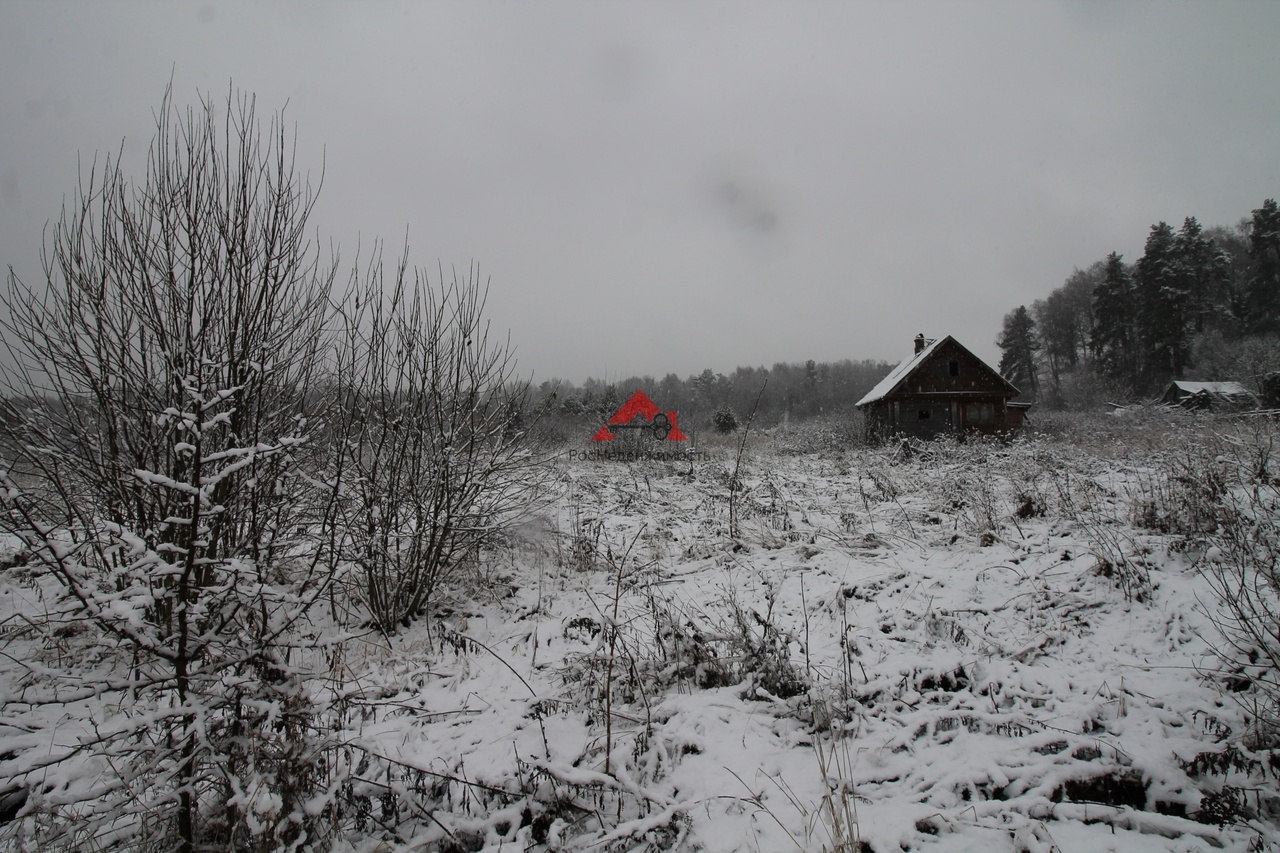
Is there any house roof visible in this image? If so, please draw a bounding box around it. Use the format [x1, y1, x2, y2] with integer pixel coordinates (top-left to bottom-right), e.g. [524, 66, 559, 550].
[856, 337, 946, 407]
[856, 335, 1017, 407]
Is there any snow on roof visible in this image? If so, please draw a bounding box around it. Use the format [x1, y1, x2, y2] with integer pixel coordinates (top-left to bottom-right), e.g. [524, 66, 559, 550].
[856, 336, 947, 407]
[1167, 380, 1252, 396]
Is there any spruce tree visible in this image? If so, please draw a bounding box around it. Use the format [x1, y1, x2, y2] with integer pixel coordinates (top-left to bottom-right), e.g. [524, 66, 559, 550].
[712, 403, 739, 433]
[1246, 199, 1280, 334]
[1091, 252, 1137, 386]
[997, 305, 1040, 399]
[1174, 216, 1228, 335]
[1134, 222, 1190, 387]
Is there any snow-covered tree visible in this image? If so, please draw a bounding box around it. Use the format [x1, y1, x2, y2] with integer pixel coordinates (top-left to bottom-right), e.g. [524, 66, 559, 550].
[0, 84, 343, 850]
[1174, 216, 1228, 336]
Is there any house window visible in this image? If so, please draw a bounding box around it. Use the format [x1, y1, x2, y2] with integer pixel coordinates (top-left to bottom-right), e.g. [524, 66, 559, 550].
[918, 409, 930, 420]
[966, 403, 993, 423]
[949, 360, 960, 377]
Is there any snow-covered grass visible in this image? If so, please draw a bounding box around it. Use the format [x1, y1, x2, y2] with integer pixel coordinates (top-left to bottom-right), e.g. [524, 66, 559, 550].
[4, 412, 1280, 851]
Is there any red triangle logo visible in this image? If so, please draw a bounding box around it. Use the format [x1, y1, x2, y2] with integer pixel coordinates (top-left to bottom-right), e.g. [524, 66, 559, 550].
[665, 412, 688, 441]
[608, 390, 661, 425]
[591, 390, 688, 441]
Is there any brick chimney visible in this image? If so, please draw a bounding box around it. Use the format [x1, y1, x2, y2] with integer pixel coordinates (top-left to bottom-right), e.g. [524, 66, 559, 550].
[914, 333, 926, 355]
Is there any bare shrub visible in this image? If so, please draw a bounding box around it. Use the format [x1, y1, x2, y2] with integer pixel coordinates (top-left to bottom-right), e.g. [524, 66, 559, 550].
[768, 410, 868, 456]
[1129, 439, 1229, 538]
[560, 550, 806, 743]
[561, 501, 605, 572]
[1084, 519, 1153, 601]
[1005, 442, 1056, 520]
[1165, 419, 1280, 753]
[1200, 483, 1280, 747]
[330, 249, 546, 633]
[1028, 407, 1206, 459]
[722, 579, 809, 701]
[941, 462, 1002, 539]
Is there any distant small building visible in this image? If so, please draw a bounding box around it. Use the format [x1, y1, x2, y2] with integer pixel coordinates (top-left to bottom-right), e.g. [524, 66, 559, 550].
[1159, 380, 1258, 411]
[857, 334, 1028, 440]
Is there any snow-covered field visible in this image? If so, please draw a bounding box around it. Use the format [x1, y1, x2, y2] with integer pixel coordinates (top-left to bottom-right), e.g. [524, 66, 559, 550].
[4, 412, 1280, 852]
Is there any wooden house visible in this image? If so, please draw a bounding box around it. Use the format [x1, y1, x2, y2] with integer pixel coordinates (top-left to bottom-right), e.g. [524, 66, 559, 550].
[857, 334, 1027, 440]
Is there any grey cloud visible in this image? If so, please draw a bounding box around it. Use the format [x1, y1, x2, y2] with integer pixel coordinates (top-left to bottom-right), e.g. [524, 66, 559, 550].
[1, 1, 1277, 382]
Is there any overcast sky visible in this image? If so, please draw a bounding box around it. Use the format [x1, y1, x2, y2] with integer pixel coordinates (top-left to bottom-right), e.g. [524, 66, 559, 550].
[2, 1, 1278, 384]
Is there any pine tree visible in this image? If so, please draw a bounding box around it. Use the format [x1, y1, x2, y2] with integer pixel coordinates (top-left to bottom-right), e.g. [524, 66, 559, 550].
[596, 384, 621, 418]
[998, 305, 1040, 399]
[1246, 199, 1280, 334]
[1134, 221, 1190, 387]
[1174, 216, 1228, 335]
[1092, 252, 1137, 385]
[1207, 222, 1255, 336]
[712, 403, 739, 433]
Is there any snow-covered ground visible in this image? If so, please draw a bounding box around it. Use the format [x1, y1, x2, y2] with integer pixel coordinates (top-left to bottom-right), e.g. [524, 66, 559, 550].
[4, 414, 1280, 852]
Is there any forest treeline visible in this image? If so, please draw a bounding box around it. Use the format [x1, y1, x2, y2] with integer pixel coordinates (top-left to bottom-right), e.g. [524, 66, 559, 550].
[536, 197, 1280, 437]
[996, 198, 1280, 408]
[529, 358, 894, 440]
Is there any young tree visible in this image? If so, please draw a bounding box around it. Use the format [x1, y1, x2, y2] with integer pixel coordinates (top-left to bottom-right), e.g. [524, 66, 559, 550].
[997, 305, 1040, 400]
[0, 85, 342, 850]
[596, 383, 622, 419]
[712, 403, 739, 433]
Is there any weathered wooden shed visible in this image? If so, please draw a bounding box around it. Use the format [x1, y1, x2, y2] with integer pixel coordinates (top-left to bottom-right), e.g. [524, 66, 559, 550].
[857, 334, 1027, 440]
[1159, 380, 1257, 411]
